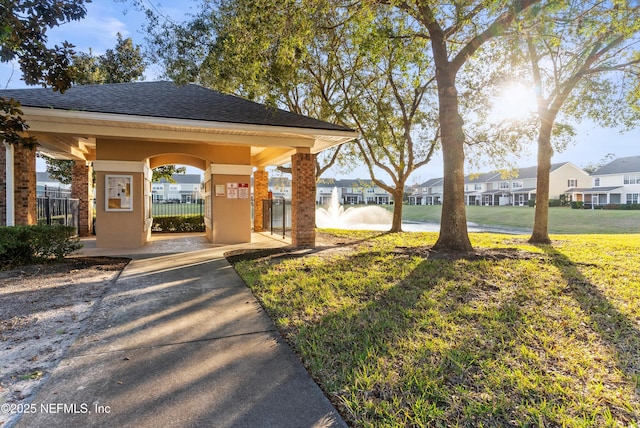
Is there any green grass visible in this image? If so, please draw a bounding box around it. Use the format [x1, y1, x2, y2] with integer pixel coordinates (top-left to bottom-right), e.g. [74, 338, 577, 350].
[398, 205, 640, 234]
[232, 232, 640, 427]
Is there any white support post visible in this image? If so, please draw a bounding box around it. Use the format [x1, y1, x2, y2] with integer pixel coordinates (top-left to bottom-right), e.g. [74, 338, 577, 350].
[4, 142, 14, 226]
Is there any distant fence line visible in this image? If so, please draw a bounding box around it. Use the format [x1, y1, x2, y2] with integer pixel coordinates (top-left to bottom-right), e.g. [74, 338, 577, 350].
[36, 196, 79, 234]
[152, 201, 204, 218]
[262, 198, 291, 238]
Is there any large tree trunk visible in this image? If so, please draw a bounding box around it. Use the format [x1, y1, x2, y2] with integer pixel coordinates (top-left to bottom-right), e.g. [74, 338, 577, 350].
[432, 68, 473, 252]
[529, 117, 554, 244]
[389, 189, 404, 233]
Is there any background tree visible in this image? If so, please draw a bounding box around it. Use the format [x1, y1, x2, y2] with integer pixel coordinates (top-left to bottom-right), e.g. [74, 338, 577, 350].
[42, 35, 147, 181]
[73, 33, 146, 85]
[143, 0, 346, 180]
[143, 0, 443, 232]
[334, 8, 439, 232]
[152, 165, 187, 183]
[374, 0, 540, 251]
[0, 0, 88, 147]
[513, 1, 640, 243]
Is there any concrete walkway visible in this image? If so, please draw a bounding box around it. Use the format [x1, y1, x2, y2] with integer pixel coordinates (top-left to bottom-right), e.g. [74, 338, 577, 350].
[15, 233, 347, 428]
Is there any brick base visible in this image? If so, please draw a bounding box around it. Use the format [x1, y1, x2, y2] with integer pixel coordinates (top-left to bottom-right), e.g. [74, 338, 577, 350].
[14, 145, 36, 225]
[291, 153, 316, 247]
[253, 169, 269, 232]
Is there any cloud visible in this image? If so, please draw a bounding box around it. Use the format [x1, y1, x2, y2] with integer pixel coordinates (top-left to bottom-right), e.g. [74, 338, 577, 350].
[46, 0, 145, 55]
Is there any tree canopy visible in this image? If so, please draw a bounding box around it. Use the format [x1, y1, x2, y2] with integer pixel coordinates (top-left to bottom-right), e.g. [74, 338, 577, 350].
[1, 0, 88, 149]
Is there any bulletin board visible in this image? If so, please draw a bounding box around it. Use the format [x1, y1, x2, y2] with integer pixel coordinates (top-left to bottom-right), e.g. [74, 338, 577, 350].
[105, 175, 133, 211]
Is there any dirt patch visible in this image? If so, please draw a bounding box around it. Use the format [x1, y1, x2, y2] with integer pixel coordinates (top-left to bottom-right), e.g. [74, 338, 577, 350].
[0, 257, 128, 427]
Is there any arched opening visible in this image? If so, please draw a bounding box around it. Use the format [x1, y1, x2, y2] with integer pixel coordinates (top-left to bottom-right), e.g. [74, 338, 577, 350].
[148, 154, 206, 234]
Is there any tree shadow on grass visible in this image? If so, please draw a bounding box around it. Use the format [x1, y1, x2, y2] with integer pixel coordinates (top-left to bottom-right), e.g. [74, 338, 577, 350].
[237, 243, 640, 426]
[536, 244, 640, 395]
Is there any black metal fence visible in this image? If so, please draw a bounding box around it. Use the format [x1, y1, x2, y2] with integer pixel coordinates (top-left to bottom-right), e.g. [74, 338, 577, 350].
[152, 201, 204, 218]
[262, 198, 291, 238]
[37, 196, 79, 234]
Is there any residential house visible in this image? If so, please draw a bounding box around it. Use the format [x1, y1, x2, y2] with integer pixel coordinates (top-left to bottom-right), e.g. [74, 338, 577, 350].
[568, 155, 640, 206]
[269, 176, 292, 199]
[408, 178, 444, 205]
[317, 178, 391, 205]
[152, 174, 202, 203]
[411, 162, 589, 206]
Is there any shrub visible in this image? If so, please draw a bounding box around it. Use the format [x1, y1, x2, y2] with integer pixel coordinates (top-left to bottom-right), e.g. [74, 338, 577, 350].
[549, 199, 562, 207]
[0, 225, 82, 268]
[571, 201, 584, 209]
[152, 216, 205, 233]
[527, 199, 535, 207]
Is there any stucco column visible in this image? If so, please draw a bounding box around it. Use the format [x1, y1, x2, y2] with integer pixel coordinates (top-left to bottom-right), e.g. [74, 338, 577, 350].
[291, 151, 316, 247]
[253, 167, 269, 232]
[71, 160, 93, 236]
[13, 144, 36, 225]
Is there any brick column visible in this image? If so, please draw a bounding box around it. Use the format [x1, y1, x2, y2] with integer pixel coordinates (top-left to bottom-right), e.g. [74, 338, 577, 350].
[0, 145, 6, 225]
[253, 168, 269, 232]
[71, 160, 93, 236]
[291, 152, 316, 247]
[13, 145, 36, 225]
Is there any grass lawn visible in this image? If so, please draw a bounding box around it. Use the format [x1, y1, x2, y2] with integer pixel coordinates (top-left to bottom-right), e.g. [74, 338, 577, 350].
[398, 205, 640, 234]
[230, 231, 640, 427]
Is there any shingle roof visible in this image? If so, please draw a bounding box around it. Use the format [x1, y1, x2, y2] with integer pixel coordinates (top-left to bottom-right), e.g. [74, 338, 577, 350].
[592, 156, 640, 175]
[157, 174, 202, 184]
[0, 81, 352, 132]
[317, 178, 382, 187]
[418, 177, 443, 187]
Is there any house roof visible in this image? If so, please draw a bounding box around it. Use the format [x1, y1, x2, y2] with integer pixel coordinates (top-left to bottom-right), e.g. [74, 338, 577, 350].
[592, 156, 640, 175]
[485, 163, 568, 181]
[465, 172, 499, 183]
[418, 177, 444, 187]
[0, 81, 351, 132]
[0, 81, 358, 167]
[317, 178, 383, 188]
[569, 186, 623, 193]
[156, 174, 202, 184]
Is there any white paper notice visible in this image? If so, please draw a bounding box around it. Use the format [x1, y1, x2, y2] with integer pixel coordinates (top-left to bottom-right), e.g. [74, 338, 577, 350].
[227, 182, 238, 199]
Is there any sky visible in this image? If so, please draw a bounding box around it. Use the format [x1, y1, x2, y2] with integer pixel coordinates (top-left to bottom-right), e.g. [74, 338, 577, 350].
[2, 0, 638, 181]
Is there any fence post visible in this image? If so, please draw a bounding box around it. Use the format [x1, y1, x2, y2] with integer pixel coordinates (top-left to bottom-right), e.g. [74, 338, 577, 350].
[45, 196, 51, 225]
[282, 198, 286, 238]
[270, 198, 274, 235]
[64, 197, 69, 226]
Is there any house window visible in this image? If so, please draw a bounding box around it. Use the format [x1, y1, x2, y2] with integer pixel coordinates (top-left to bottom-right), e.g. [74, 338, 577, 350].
[474, 184, 482, 191]
[594, 178, 600, 187]
[627, 193, 639, 204]
[624, 174, 640, 184]
[567, 179, 578, 187]
[512, 181, 523, 189]
[499, 181, 510, 190]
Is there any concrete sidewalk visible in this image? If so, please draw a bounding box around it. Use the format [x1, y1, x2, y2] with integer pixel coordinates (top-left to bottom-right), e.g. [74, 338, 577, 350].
[15, 234, 347, 428]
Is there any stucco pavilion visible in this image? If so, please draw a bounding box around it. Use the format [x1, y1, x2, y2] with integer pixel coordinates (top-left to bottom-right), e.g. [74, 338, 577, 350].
[0, 81, 357, 248]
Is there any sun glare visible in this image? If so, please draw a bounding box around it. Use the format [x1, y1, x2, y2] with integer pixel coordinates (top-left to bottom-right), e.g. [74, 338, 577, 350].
[490, 83, 538, 121]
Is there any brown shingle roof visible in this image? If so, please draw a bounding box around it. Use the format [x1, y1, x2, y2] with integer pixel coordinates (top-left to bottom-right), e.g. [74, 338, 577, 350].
[0, 81, 352, 132]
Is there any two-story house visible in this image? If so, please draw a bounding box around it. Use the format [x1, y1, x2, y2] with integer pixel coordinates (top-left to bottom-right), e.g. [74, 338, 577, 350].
[317, 179, 391, 205]
[409, 178, 444, 205]
[411, 162, 589, 206]
[269, 176, 292, 199]
[152, 174, 203, 203]
[568, 155, 640, 206]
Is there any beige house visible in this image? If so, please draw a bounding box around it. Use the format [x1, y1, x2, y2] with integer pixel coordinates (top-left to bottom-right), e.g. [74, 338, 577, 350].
[568, 155, 640, 206]
[0, 82, 357, 248]
[411, 162, 590, 206]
